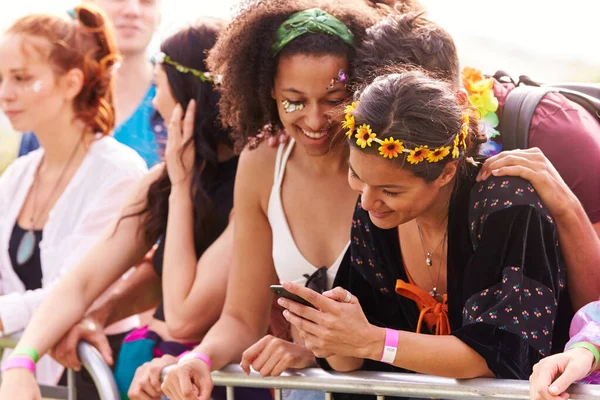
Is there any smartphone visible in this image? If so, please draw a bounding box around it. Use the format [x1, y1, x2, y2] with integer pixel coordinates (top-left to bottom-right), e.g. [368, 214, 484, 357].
[270, 285, 317, 309]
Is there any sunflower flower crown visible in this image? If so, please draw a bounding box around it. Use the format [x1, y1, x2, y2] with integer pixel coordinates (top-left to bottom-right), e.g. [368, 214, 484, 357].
[343, 102, 471, 164]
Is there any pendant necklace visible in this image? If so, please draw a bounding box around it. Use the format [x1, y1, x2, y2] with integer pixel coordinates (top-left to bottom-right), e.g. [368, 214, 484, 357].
[16, 141, 82, 266]
[416, 219, 448, 299]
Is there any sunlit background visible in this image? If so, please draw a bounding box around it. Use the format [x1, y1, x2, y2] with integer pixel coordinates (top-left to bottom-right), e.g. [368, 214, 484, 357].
[1, 0, 598, 82]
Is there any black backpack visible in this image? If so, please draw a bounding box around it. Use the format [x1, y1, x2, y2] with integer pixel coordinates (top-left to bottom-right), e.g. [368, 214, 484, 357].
[492, 70, 600, 151]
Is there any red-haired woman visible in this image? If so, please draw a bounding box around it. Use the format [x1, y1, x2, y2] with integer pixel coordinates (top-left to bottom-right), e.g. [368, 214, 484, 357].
[0, 4, 146, 385]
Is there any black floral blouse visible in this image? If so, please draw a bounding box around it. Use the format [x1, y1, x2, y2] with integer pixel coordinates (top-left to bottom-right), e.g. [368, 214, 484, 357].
[326, 172, 574, 384]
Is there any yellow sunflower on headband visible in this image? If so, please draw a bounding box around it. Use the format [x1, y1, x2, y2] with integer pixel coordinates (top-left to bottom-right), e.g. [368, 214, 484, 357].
[407, 146, 430, 164]
[427, 146, 451, 163]
[378, 138, 404, 159]
[355, 124, 376, 148]
[345, 101, 359, 114]
[342, 114, 355, 138]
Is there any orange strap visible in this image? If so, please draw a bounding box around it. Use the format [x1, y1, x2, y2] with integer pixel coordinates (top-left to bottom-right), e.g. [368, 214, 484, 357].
[395, 279, 450, 335]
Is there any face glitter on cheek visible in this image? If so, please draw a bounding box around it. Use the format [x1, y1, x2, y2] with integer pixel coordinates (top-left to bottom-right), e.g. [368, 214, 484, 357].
[282, 100, 303, 113]
[326, 69, 348, 90]
[31, 80, 42, 93]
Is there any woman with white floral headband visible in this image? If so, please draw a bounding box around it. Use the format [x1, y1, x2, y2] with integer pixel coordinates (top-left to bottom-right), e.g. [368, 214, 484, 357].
[278, 69, 573, 396]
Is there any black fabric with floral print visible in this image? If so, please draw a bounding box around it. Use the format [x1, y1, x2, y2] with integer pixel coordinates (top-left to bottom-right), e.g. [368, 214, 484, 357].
[321, 172, 573, 388]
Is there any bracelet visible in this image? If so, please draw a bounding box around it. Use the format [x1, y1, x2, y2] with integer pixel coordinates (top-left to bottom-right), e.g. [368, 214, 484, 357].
[178, 350, 191, 359]
[178, 352, 212, 370]
[569, 342, 600, 372]
[2, 356, 35, 373]
[380, 328, 398, 364]
[11, 346, 40, 363]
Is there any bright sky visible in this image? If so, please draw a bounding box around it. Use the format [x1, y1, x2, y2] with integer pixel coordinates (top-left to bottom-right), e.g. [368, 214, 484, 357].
[1, 0, 598, 81]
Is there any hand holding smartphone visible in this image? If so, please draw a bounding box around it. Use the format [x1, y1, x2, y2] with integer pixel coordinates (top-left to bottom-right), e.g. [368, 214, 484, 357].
[270, 285, 317, 309]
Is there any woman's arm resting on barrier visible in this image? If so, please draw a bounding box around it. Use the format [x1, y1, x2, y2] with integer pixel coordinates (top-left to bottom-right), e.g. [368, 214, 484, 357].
[530, 300, 600, 400]
[0, 168, 164, 399]
[529, 348, 596, 400]
[129, 354, 179, 400]
[476, 148, 600, 310]
[161, 145, 280, 400]
[240, 334, 318, 377]
[50, 257, 161, 370]
[280, 283, 493, 379]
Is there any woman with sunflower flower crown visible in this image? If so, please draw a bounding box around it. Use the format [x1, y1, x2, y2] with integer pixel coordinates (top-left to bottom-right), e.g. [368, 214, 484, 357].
[277, 68, 572, 393]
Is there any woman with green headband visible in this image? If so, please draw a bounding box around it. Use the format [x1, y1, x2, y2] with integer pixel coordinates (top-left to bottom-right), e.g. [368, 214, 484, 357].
[161, 1, 387, 399]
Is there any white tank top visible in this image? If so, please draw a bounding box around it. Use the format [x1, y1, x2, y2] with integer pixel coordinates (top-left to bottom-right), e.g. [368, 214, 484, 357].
[268, 140, 350, 290]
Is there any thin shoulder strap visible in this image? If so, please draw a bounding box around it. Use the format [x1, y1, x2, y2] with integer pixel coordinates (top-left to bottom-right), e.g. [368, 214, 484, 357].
[273, 139, 295, 188]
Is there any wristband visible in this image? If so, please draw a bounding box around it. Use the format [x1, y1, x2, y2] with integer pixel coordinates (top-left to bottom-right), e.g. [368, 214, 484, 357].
[569, 341, 600, 372]
[178, 350, 191, 359]
[2, 356, 35, 373]
[178, 352, 212, 370]
[11, 346, 40, 363]
[380, 328, 398, 364]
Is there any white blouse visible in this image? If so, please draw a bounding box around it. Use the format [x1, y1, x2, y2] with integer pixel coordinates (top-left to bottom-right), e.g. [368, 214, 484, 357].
[0, 136, 147, 383]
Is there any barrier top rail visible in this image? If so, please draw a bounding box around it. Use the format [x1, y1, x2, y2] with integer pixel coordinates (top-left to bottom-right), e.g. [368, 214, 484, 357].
[163, 364, 600, 400]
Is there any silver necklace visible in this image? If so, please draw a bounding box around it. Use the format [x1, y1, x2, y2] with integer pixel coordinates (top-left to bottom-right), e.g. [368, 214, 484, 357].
[16, 141, 82, 266]
[416, 219, 448, 299]
[416, 219, 447, 267]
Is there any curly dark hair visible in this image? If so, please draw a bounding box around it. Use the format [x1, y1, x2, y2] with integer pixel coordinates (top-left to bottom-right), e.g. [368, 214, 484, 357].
[353, 11, 460, 90]
[123, 19, 233, 254]
[350, 68, 480, 183]
[207, 0, 388, 149]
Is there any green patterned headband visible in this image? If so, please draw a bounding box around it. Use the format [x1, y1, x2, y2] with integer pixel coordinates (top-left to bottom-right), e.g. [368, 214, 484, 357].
[272, 8, 355, 56]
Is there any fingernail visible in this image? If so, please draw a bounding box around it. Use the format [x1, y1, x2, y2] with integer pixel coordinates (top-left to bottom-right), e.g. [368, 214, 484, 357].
[283, 310, 290, 319]
[277, 298, 284, 306]
[282, 281, 291, 289]
[491, 169, 499, 175]
[550, 385, 560, 394]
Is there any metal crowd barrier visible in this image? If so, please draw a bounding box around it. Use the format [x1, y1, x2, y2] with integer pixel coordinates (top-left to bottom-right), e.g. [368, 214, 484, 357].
[0, 336, 119, 400]
[162, 364, 600, 400]
[3, 333, 600, 400]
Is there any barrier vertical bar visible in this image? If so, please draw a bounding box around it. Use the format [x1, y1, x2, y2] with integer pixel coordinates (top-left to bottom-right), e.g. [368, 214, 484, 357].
[226, 385, 235, 400]
[274, 388, 283, 400]
[67, 369, 77, 400]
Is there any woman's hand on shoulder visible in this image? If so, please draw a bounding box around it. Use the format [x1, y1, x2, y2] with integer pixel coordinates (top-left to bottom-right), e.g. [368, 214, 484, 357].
[477, 148, 576, 219]
[240, 334, 317, 377]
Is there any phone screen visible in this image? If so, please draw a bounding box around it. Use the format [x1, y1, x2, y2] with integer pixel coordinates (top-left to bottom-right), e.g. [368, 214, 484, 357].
[270, 285, 317, 309]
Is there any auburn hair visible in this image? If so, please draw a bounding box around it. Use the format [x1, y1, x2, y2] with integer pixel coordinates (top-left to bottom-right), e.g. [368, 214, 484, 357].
[7, 4, 120, 135]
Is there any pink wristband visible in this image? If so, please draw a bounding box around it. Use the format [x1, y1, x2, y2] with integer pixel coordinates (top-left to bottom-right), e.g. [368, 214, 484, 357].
[380, 328, 398, 364]
[178, 352, 212, 370]
[2, 356, 35, 373]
